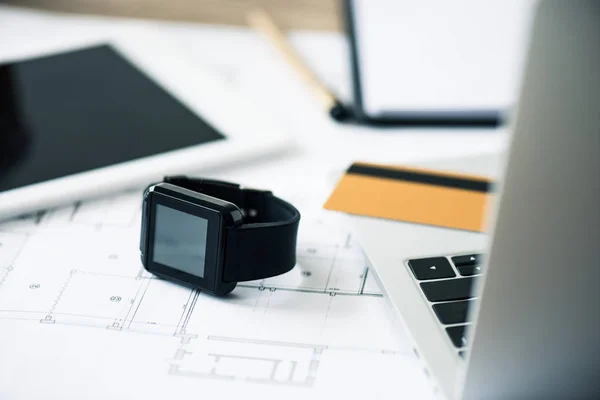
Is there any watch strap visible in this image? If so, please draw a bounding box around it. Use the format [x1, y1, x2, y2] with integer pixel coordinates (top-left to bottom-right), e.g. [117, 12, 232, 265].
[164, 176, 300, 283]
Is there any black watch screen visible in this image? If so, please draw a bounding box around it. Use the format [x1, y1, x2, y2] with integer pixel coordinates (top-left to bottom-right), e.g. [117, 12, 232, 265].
[153, 204, 209, 277]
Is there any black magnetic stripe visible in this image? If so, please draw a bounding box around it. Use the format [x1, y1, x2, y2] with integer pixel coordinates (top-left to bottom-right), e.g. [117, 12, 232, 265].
[347, 164, 493, 193]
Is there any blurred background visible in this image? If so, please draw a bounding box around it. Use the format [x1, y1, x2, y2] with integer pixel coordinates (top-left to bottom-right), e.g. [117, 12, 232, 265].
[1, 0, 342, 30]
[0, 0, 532, 217]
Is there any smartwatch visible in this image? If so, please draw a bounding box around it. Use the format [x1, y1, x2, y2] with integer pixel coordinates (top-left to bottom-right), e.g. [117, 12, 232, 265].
[140, 176, 300, 296]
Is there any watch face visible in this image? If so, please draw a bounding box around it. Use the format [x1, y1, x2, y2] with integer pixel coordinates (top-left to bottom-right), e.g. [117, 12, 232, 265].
[144, 186, 225, 292]
[153, 205, 209, 278]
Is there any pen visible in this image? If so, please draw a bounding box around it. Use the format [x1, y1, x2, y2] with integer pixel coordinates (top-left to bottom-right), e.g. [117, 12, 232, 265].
[246, 9, 351, 121]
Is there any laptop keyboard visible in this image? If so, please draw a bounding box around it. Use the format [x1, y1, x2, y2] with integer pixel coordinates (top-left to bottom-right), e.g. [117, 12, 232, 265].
[408, 254, 484, 353]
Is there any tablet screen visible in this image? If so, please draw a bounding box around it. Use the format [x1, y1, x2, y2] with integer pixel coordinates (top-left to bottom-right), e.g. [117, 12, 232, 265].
[0, 45, 225, 192]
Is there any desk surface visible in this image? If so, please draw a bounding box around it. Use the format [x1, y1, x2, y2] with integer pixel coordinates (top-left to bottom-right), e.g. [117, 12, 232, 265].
[2, 0, 342, 31]
[0, 7, 508, 399]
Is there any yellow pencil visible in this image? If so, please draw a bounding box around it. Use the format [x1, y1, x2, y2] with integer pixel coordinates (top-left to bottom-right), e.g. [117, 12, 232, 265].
[246, 9, 350, 121]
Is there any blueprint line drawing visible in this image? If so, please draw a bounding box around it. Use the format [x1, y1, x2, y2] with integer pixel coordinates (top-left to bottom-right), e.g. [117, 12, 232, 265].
[168, 335, 326, 387]
[0, 164, 434, 400]
[173, 289, 200, 343]
[0, 189, 382, 332]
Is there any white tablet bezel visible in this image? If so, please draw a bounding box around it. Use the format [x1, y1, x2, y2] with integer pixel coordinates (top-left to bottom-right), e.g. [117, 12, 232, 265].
[0, 28, 291, 220]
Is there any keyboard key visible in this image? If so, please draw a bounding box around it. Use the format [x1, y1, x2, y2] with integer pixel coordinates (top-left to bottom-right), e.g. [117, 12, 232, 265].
[420, 278, 477, 302]
[452, 254, 482, 267]
[457, 264, 483, 276]
[432, 300, 474, 324]
[408, 257, 455, 280]
[446, 325, 469, 348]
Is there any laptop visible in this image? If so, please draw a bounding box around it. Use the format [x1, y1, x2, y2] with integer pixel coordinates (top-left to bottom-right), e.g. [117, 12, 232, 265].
[350, 1, 599, 398]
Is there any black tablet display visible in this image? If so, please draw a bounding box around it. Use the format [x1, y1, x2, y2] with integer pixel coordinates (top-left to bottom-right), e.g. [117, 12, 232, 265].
[0, 45, 225, 192]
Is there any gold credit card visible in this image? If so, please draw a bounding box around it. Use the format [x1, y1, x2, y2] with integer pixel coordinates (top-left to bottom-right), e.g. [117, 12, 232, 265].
[324, 162, 495, 232]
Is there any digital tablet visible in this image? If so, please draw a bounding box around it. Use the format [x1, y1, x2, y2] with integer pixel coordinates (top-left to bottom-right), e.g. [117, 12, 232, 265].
[0, 30, 290, 220]
[344, 0, 531, 126]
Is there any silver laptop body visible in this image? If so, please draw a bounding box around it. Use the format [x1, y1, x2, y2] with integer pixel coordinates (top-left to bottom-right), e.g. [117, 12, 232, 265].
[351, 1, 600, 398]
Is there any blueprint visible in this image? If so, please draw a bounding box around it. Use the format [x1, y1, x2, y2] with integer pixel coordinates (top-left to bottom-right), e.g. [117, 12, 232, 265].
[0, 157, 436, 400]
